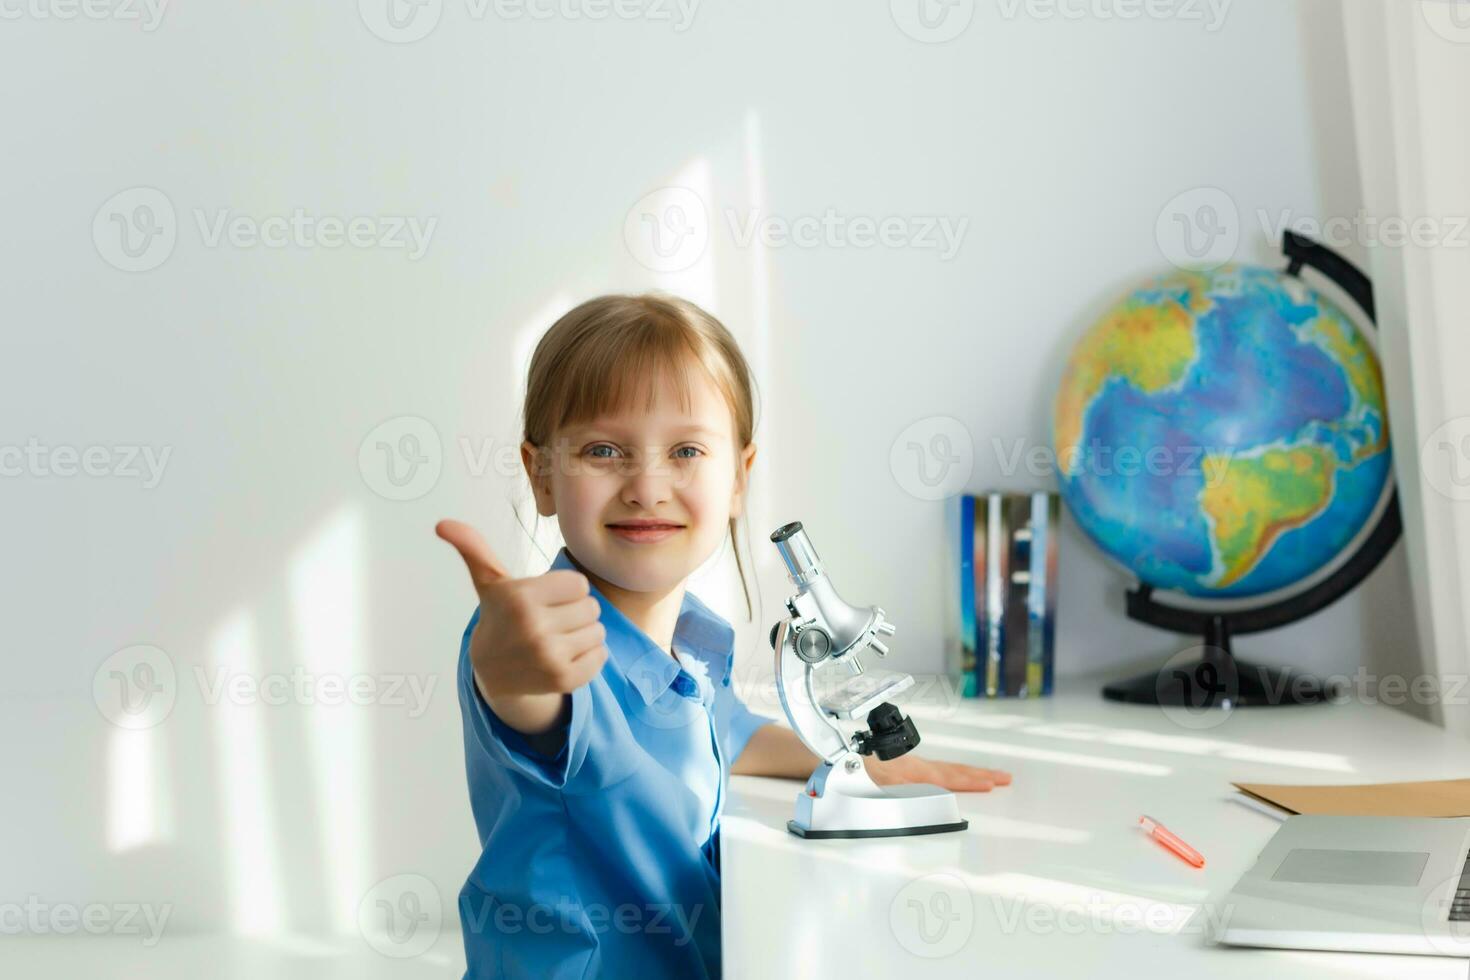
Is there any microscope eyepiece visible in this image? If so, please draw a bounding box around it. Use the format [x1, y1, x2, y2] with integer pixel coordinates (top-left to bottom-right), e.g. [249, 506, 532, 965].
[772, 521, 823, 586]
[770, 521, 803, 543]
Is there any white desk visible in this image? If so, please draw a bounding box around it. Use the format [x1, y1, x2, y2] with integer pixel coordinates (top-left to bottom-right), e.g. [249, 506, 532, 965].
[722, 675, 1470, 979]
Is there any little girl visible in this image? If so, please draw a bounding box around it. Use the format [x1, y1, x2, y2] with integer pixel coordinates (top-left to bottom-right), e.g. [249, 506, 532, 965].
[437, 293, 1010, 979]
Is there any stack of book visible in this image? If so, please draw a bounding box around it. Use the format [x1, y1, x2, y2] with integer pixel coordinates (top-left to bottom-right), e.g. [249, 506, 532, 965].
[947, 492, 1060, 698]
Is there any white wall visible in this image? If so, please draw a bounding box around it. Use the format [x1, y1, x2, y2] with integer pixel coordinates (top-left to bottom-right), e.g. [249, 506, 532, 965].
[2, 0, 1415, 943]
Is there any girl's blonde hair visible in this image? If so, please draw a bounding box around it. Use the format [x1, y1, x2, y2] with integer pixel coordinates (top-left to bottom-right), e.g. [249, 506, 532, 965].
[520, 292, 759, 619]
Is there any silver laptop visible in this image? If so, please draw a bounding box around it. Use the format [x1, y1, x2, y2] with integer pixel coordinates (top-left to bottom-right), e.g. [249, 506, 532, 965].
[1214, 815, 1470, 957]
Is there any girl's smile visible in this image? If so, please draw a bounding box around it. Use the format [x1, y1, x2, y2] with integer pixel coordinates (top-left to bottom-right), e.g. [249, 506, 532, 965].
[606, 518, 687, 544]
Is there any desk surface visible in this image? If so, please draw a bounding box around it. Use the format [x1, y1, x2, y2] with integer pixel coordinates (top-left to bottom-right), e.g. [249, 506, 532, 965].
[722, 675, 1470, 979]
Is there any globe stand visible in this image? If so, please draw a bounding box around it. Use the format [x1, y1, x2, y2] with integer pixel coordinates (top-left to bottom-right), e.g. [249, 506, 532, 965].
[1101, 231, 1400, 709]
[1102, 608, 1332, 707]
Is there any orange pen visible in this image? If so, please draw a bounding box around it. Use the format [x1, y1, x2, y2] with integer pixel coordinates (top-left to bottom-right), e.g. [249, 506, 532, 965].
[1139, 815, 1205, 868]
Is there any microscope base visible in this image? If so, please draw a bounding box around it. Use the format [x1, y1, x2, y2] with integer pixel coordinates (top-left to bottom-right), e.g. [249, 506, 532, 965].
[787, 819, 969, 840]
[788, 760, 969, 840]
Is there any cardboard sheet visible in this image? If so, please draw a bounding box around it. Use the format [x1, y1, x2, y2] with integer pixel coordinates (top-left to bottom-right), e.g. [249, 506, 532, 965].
[1231, 778, 1470, 818]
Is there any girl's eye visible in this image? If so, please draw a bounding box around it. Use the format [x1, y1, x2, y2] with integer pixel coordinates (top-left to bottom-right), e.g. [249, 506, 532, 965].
[585, 444, 619, 459]
[673, 446, 703, 460]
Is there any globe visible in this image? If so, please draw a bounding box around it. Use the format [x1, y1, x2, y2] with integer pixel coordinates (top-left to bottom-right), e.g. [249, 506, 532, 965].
[1053, 264, 1392, 600]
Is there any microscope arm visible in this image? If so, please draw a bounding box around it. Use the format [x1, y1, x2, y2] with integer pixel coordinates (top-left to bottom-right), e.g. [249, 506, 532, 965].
[772, 620, 852, 764]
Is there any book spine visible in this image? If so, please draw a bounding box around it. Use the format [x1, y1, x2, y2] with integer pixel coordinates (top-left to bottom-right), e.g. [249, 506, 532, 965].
[1002, 494, 1030, 698]
[982, 493, 1005, 698]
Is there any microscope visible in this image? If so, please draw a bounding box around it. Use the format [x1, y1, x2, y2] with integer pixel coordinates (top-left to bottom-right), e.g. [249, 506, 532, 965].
[768, 522, 967, 839]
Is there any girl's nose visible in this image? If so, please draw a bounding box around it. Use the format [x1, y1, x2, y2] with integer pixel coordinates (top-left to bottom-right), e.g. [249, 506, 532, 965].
[620, 459, 673, 508]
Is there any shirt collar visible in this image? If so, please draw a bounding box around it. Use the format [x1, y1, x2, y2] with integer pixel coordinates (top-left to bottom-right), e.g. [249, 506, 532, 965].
[550, 547, 734, 705]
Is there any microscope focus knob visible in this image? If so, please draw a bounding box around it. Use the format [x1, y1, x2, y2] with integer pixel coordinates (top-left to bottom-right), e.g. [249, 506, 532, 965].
[793, 624, 832, 663]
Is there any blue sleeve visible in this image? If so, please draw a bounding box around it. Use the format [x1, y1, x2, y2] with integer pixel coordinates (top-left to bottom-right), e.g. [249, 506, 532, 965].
[457, 606, 592, 790]
[715, 649, 774, 766]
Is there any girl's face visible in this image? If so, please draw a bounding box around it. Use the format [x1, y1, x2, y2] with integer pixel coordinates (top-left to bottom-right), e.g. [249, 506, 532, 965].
[523, 368, 756, 594]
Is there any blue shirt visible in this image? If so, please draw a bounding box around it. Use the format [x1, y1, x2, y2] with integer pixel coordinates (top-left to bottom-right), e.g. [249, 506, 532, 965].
[456, 546, 774, 979]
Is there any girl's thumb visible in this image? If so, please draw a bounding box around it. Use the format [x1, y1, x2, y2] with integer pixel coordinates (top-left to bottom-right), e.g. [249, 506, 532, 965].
[435, 519, 511, 588]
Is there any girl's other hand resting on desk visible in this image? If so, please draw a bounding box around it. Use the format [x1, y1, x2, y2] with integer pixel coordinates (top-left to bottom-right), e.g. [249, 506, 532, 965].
[863, 752, 1012, 793]
[734, 723, 1012, 792]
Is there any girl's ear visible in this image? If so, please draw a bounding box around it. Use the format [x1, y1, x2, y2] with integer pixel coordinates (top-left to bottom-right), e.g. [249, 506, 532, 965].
[521, 440, 557, 518]
[729, 442, 757, 520]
